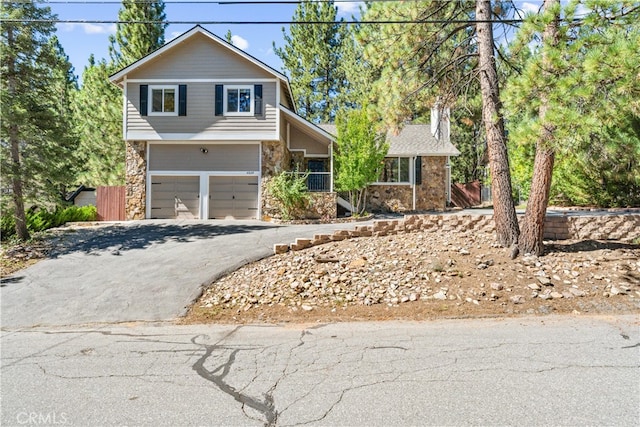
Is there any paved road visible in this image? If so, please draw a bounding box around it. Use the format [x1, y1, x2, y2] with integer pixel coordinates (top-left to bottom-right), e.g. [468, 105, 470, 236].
[1, 220, 375, 328]
[1, 315, 638, 426]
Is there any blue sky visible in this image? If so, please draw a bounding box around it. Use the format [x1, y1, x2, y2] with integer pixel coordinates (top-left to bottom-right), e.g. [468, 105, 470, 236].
[50, 1, 551, 84]
[50, 0, 363, 82]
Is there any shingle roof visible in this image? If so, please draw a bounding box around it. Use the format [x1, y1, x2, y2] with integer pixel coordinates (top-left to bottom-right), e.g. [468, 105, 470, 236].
[318, 124, 460, 157]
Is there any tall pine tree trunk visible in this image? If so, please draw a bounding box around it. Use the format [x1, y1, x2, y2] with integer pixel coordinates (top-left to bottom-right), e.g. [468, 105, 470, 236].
[6, 26, 30, 241]
[476, 0, 519, 248]
[519, 0, 560, 256]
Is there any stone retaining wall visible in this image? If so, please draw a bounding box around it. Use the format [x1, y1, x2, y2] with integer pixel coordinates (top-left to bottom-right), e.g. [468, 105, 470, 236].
[274, 213, 640, 254]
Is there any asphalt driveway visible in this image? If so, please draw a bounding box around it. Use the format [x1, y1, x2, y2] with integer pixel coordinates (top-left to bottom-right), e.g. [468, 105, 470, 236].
[1, 220, 373, 328]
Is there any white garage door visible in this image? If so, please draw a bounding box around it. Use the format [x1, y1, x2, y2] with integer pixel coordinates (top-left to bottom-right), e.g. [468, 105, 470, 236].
[150, 176, 200, 219]
[209, 176, 259, 219]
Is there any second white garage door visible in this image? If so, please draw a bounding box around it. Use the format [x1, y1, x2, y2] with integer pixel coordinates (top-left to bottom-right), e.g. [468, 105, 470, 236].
[209, 176, 259, 219]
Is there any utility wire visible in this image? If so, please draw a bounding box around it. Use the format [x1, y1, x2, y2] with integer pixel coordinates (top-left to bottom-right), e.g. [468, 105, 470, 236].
[2, 18, 529, 24]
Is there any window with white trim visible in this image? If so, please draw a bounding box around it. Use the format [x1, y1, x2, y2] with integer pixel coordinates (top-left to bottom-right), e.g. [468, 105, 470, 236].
[379, 157, 411, 183]
[149, 85, 178, 115]
[224, 85, 253, 115]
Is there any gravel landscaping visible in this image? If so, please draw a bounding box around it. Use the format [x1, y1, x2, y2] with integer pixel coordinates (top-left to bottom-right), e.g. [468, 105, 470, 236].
[187, 226, 640, 323]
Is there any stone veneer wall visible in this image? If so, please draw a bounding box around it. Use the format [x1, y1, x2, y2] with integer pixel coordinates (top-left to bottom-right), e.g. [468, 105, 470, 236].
[261, 140, 336, 220]
[368, 185, 413, 212]
[367, 156, 448, 213]
[415, 156, 447, 211]
[299, 192, 337, 220]
[261, 140, 288, 220]
[125, 140, 147, 220]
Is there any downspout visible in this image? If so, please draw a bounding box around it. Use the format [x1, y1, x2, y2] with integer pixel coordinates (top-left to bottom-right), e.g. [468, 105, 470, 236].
[258, 141, 263, 220]
[286, 123, 290, 164]
[122, 77, 128, 141]
[330, 141, 334, 193]
[412, 156, 416, 211]
[446, 156, 452, 205]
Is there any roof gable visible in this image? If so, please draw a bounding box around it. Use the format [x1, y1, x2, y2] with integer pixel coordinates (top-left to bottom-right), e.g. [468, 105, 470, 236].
[110, 26, 293, 97]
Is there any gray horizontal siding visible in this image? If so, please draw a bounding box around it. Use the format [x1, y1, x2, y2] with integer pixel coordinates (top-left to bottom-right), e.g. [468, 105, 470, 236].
[127, 82, 277, 136]
[289, 124, 330, 156]
[128, 32, 272, 80]
[149, 144, 259, 171]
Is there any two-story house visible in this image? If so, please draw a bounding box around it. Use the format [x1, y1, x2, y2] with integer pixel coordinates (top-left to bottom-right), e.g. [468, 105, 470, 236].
[110, 25, 335, 220]
[110, 25, 458, 221]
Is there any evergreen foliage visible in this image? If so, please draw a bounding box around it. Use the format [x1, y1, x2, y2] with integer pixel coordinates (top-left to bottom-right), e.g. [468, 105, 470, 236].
[350, 2, 490, 184]
[274, 0, 351, 123]
[73, 56, 124, 186]
[1, 1, 80, 240]
[74, 1, 167, 187]
[108, 0, 167, 67]
[505, 0, 640, 208]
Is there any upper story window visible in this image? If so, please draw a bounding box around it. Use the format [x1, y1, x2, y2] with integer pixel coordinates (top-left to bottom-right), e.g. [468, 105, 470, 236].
[149, 85, 178, 116]
[224, 85, 253, 115]
[379, 157, 410, 183]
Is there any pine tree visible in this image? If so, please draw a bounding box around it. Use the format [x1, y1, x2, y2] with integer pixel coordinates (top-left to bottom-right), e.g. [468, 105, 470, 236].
[73, 56, 124, 186]
[1, 1, 79, 240]
[476, 0, 519, 248]
[274, 0, 349, 123]
[359, 0, 519, 246]
[505, 0, 640, 254]
[108, 0, 167, 67]
[74, 0, 167, 186]
[517, 0, 559, 256]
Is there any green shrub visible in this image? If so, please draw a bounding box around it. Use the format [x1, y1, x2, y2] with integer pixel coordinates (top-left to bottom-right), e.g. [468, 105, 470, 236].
[1, 212, 16, 240]
[0, 205, 97, 241]
[267, 171, 310, 220]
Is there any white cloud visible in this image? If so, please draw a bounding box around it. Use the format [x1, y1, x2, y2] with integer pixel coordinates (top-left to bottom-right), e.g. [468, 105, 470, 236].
[336, 1, 361, 17]
[59, 23, 116, 35]
[168, 31, 183, 41]
[521, 2, 541, 14]
[231, 35, 249, 50]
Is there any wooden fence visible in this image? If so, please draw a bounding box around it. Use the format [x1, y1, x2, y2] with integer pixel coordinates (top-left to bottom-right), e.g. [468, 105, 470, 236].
[451, 180, 482, 208]
[96, 186, 125, 221]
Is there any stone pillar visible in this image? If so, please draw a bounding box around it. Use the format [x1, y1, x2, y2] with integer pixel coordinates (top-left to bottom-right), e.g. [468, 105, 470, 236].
[261, 141, 290, 219]
[415, 157, 447, 211]
[125, 141, 147, 220]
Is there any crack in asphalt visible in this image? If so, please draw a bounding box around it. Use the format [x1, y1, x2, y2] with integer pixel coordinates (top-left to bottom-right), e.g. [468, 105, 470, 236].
[191, 331, 278, 427]
[366, 345, 408, 351]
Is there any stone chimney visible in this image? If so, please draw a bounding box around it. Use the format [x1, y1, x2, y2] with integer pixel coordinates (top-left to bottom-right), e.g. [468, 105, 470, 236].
[430, 103, 450, 141]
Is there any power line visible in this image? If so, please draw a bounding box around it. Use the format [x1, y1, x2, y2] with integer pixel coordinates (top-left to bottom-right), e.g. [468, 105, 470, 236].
[1, 18, 528, 25]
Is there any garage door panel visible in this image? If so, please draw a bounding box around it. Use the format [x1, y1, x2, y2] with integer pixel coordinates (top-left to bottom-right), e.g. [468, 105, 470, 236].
[150, 207, 175, 218]
[150, 176, 200, 219]
[209, 176, 258, 219]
